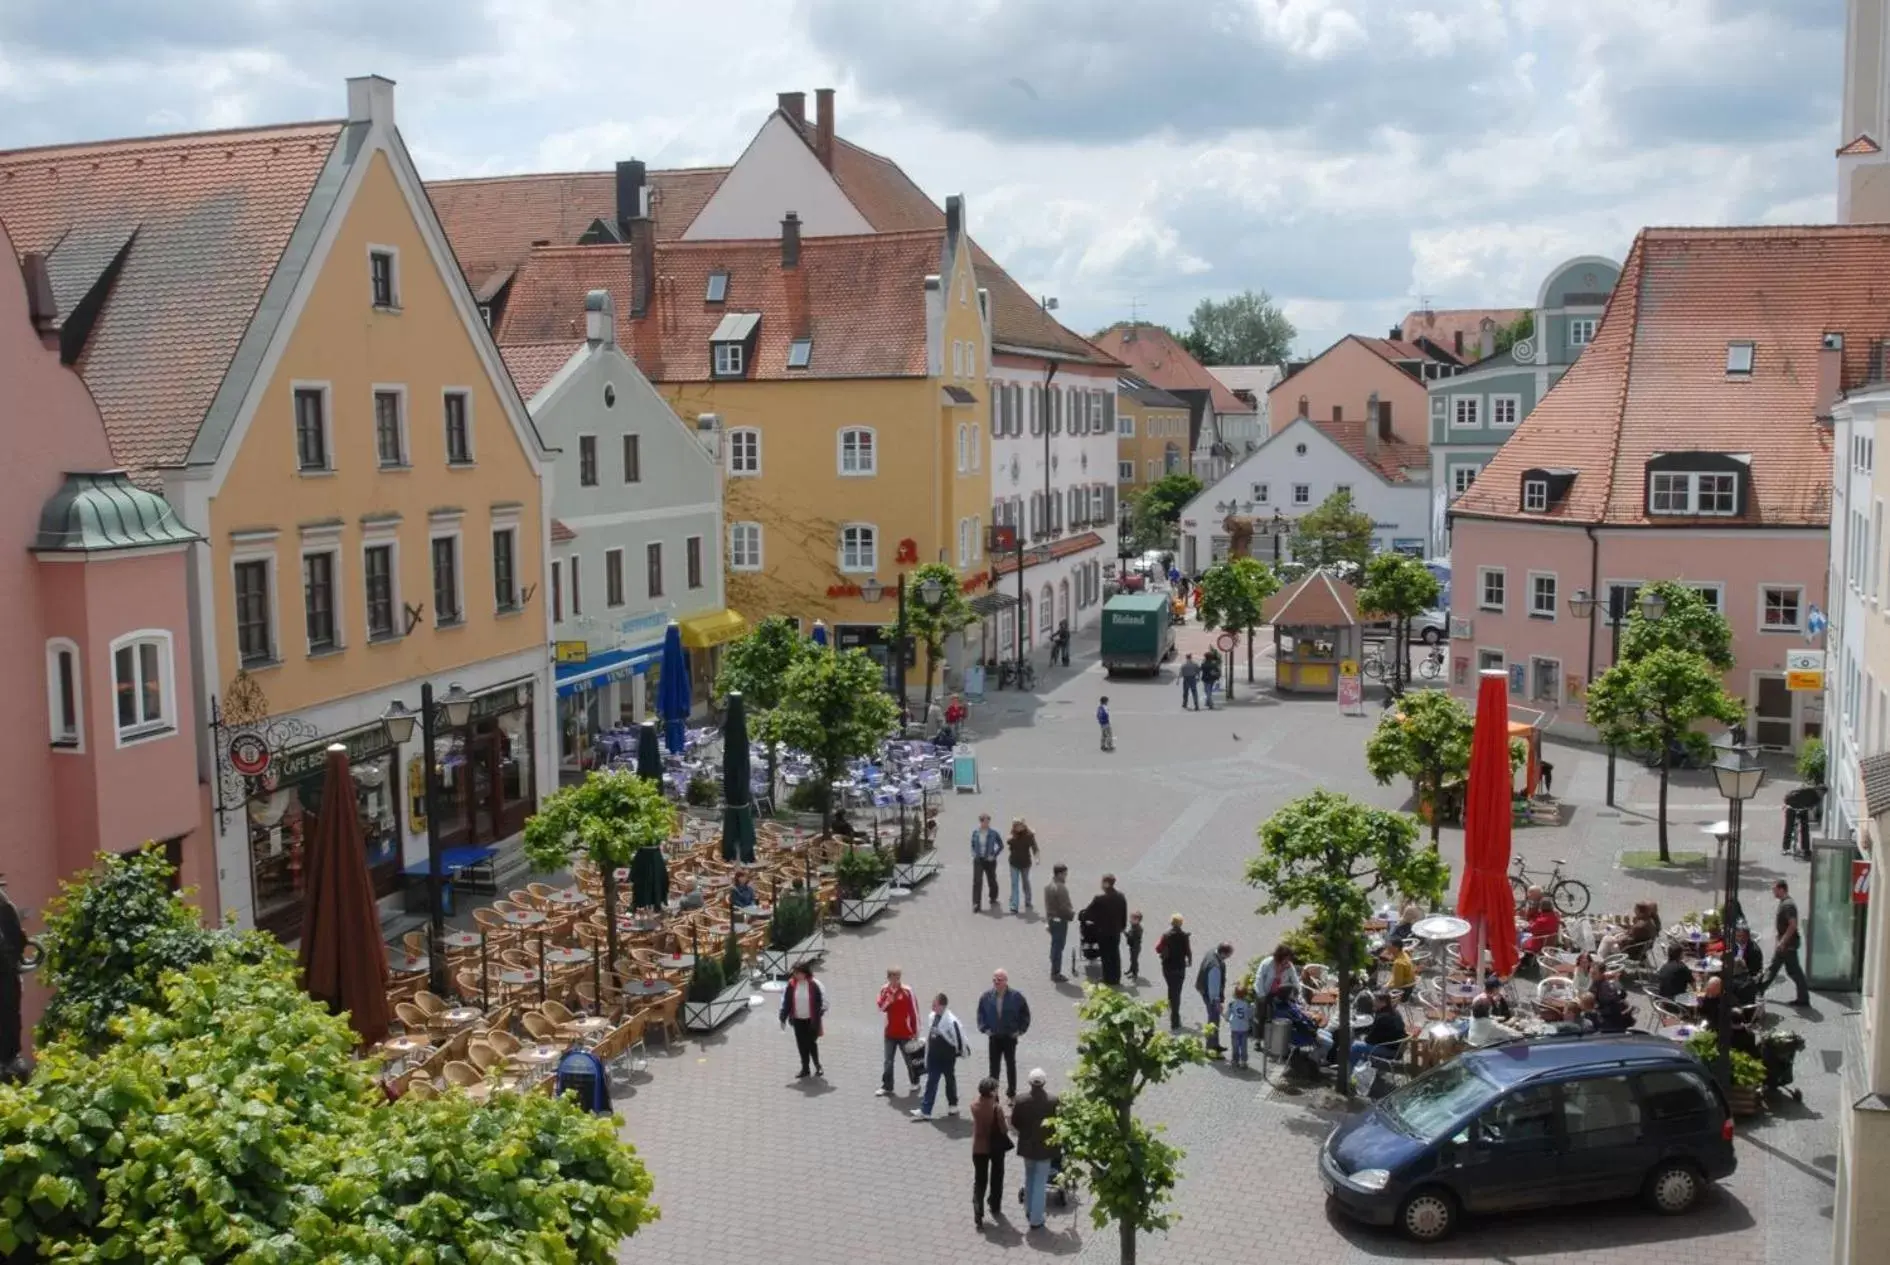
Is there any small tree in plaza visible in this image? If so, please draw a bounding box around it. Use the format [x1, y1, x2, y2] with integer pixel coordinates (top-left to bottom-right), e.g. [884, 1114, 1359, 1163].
[716, 615, 815, 799]
[1130, 472, 1204, 550]
[774, 647, 901, 834]
[1585, 646, 1745, 862]
[525, 769, 677, 987]
[1620, 579, 1735, 670]
[1051, 985, 1207, 1265]
[1247, 791, 1447, 1097]
[1356, 552, 1441, 695]
[1364, 690, 1474, 848]
[1194, 555, 1281, 690]
[1288, 489, 1374, 572]
[901, 560, 975, 722]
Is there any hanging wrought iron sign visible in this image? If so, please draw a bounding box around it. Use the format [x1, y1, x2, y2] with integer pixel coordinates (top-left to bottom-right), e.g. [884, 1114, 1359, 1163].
[208, 670, 325, 833]
[228, 732, 271, 778]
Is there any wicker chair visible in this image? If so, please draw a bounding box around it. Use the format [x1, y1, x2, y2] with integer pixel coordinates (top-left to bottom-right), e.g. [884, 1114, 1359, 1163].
[520, 1011, 559, 1043]
[412, 990, 448, 1018]
[442, 1060, 491, 1103]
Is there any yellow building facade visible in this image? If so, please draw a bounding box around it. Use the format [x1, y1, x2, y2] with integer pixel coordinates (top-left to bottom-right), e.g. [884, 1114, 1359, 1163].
[1116, 376, 1195, 507]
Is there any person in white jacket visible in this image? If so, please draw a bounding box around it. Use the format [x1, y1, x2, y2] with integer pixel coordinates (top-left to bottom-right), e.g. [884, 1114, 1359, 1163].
[912, 993, 972, 1120]
[1466, 996, 1521, 1047]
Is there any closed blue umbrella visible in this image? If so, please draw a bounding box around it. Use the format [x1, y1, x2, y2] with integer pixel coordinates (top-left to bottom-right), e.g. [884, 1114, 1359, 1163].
[658, 621, 692, 755]
[811, 620, 829, 648]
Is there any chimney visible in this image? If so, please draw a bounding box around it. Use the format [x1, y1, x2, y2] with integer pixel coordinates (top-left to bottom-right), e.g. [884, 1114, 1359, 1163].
[1365, 393, 1380, 454]
[1479, 316, 1496, 360]
[584, 289, 615, 348]
[814, 87, 835, 170]
[777, 91, 807, 126]
[1389, 324, 1402, 340]
[19, 252, 56, 328]
[631, 222, 654, 319]
[345, 75, 396, 127]
[615, 160, 647, 236]
[781, 211, 801, 268]
[1297, 395, 1309, 419]
[1820, 332, 1846, 409]
[944, 195, 963, 253]
[1453, 331, 1464, 357]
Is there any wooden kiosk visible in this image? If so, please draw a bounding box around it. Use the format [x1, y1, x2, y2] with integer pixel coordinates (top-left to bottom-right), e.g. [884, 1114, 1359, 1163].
[1262, 570, 1363, 695]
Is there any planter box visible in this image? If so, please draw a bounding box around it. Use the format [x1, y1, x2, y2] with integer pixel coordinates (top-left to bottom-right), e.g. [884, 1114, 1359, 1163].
[1727, 1085, 1762, 1117]
[755, 927, 826, 979]
[682, 978, 752, 1031]
[891, 848, 941, 887]
[839, 882, 893, 924]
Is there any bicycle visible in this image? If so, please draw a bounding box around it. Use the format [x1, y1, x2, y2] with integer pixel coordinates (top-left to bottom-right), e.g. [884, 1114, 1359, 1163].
[1360, 646, 1388, 682]
[998, 659, 1037, 691]
[1510, 856, 1591, 916]
[1417, 646, 1445, 681]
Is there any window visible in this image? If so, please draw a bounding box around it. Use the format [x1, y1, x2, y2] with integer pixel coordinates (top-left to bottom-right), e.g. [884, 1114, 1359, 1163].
[1479, 567, 1507, 612]
[111, 634, 171, 744]
[730, 522, 762, 571]
[493, 528, 518, 611]
[47, 640, 80, 749]
[958, 518, 972, 567]
[1119, 412, 1135, 437]
[443, 392, 473, 464]
[374, 389, 406, 466]
[646, 542, 663, 598]
[1335, 483, 1352, 498]
[951, 341, 963, 377]
[622, 434, 641, 483]
[1523, 479, 1548, 512]
[1689, 583, 1723, 615]
[1253, 483, 1270, 503]
[605, 548, 625, 606]
[728, 428, 761, 475]
[705, 271, 729, 303]
[1604, 582, 1643, 626]
[1293, 484, 1310, 505]
[1726, 341, 1755, 375]
[1040, 585, 1054, 635]
[578, 435, 598, 486]
[551, 560, 563, 622]
[1762, 585, 1804, 631]
[294, 387, 329, 471]
[1490, 395, 1520, 428]
[1569, 318, 1597, 346]
[787, 337, 812, 369]
[839, 427, 876, 475]
[1650, 470, 1737, 515]
[1477, 647, 1505, 674]
[1091, 485, 1106, 521]
[1531, 656, 1561, 704]
[687, 536, 703, 589]
[303, 551, 338, 652]
[369, 248, 396, 307]
[1118, 460, 1134, 481]
[1528, 572, 1557, 618]
[432, 536, 462, 626]
[1451, 396, 1481, 428]
[840, 524, 877, 573]
[477, 303, 491, 328]
[713, 343, 744, 376]
[364, 544, 396, 640]
[234, 558, 275, 666]
[1451, 465, 1478, 495]
[1562, 1076, 1641, 1151]
[569, 554, 582, 616]
[1638, 1069, 1713, 1125]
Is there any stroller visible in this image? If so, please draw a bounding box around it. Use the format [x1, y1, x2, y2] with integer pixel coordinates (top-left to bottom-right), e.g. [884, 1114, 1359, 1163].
[1018, 1151, 1077, 1211]
[1071, 909, 1104, 977]
[1758, 1029, 1806, 1104]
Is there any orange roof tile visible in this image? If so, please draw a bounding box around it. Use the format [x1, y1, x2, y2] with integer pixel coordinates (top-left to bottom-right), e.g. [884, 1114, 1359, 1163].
[1451, 225, 1866, 529]
[1312, 418, 1428, 484]
[1261, 570, 1360, 627]
[500, 340, 583, 402]
[0, 121, 343, 478]
[551, 518, 577, 543]
[1355, 335, 1459, 370]
[1091, 323, 1253, 414]
[1838, 134, 1883, 157]
[495, 244, 634, 345]
[1399, 307, 1527, 356]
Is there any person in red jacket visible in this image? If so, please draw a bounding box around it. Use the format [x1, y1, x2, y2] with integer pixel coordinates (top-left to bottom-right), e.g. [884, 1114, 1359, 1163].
[1522, 898, 1562, 956]
[877, 965, 921, 1097]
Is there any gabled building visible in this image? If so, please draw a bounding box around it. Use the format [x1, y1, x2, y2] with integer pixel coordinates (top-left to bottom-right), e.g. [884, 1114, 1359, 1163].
[1400, 306, 1528, 363]
[1269, 335, 1454, 450]
[1115, 374, 1192, 507]
[1208, 364, 1282, 446]
[1090, 323, 1257, 481]
[0, 77, 557, 939]
[1448, 226, 1840, 750]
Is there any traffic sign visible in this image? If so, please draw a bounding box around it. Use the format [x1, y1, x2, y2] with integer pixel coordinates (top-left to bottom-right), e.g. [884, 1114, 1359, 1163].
[1216, 632, 1238, 653]
[1856, 859, 1872, 905]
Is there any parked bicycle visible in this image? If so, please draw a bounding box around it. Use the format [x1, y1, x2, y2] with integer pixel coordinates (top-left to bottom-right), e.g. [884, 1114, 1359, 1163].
[997, 658, 1038, 691]
[1509, 856, 1591, 916]
[1417, 646, 1446, 681]
[1360, 646, 1388, 682]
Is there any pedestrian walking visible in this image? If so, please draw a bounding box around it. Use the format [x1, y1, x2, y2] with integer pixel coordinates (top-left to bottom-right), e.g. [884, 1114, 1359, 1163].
[1044, 864, 1074, 981]
[970, 1077, 1012, 1228]
[1156, 914, 1193, 1030]
[1179, 654, 1201, 710]
[1761, 878, 1812, 1006]
[912, 993, 972, 1119]
[1083, 873, 1130, 985]
[977, 968, 1031, 1099]
[1197, 941, 1233, 1056]
[1201, 650, 1222, 710]
[1096, 696, 1114, 751]
[1011, 1069, 1060, 1231]
[970, 813, 1003, 912]
[1126, 910, 1145, 979]
[1227, 984, 1255, 1067]
[877, 966, 921, 1097]
[1052, 619, 1071, 667]
[1006, 819, 1040, 914]
[777, 962, 827, 1079]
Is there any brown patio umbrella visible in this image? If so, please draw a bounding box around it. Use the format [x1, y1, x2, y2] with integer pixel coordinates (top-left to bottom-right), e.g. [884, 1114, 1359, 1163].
[299, 744, 392, 1047]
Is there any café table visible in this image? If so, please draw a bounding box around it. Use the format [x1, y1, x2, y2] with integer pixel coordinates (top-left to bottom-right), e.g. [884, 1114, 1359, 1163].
[567, 1015, 615, 1044]
[380, 1035, 432, 1070]
[391, 954, 430, 976]
[1656, 1023, 1701, 1042]
[623, 979, 675, 998]
[500, 968, 541, 987]
[546, 946, 593, 966]
[501, 909, 548, 928]
[544, 888, 590, 908]
[1443, 980, 1480, 1006]
[514, 1044, 563, 1074]
[442, 931, 484, 950]
[440, 1006, 484, 1029]
[658, 953, 696, 971]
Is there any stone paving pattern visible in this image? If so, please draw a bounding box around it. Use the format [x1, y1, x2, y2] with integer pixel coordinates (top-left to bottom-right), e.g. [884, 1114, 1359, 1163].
[616, 623, 1841, 1263]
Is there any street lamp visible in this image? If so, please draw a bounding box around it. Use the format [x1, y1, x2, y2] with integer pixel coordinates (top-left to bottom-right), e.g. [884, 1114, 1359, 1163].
[382, 681, 475, 997]
[859, 576, 885, 604]
[1710, 730, 1765, 1095]
[1567, 587, 1668, 806]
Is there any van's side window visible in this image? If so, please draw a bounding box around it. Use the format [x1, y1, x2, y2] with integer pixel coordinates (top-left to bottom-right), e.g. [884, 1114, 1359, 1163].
[1474, 1084, 1558, 1146]
[1561, 1075, 1641, 1149]
[1638, 1069, 1712, 1123]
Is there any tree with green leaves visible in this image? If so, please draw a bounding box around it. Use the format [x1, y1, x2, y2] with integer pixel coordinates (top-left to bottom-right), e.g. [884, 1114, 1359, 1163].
[774, 648, 901, 833]
[1585, 646, 1745, 862]
[1050, 985, 1207, 1264]
[901, 561, 974, 722]
[717, 615, 816, 799]
[1130, 472, 1204, 550]
[1492, 310, 1534, 357]
[1289, 489, 1374, 571]
[1247, 791, 1447, 1096]
[1364, 690, 1475, 848]
[1356, 552, 1441, 695]
[1194, 556, 1281, 690]
[524, 769, 677, 987]
[1184, 290, 1297, 366]
[1621, 580, 1735, 670]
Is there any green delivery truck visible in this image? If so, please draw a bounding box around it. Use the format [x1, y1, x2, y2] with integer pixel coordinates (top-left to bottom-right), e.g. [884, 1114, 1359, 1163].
[1100, 593, 1176, 678]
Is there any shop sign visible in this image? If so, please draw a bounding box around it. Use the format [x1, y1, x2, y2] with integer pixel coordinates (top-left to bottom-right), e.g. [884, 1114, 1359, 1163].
[826, 582, 863, 599]
[619, 610, 670, 640]
[988, 525, 1017, 553]
[1337, 669, 1363, 714]
[228, 732, 271, 778]
[1786, 649, 1825, 692]
[894, 538, 919, 564]
[1855, 859, 1871, 905]
[274, 723, 395, 785]
[469, 681, 531, 723]
[554, 640, 589, 664]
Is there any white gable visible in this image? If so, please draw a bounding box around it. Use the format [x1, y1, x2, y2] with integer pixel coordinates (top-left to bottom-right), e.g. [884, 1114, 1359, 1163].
[681, 113, 873, 241]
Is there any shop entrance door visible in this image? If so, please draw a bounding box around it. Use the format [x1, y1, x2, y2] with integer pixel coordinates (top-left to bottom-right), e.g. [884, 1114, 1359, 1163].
[468, 733, 499, 841]
[1752, 673, 1794, 749]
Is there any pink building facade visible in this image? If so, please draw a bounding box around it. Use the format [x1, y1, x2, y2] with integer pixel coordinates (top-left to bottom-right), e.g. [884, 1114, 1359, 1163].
[0, 221, 205, 1040]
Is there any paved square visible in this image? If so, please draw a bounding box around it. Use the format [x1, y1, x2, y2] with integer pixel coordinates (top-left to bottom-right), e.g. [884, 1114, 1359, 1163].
[616, 625, 1840, 1264]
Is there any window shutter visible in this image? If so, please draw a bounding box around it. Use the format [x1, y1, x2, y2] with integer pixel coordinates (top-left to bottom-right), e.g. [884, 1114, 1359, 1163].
[1104, 392, 1116, 435]
[1014, 384, 1024, 437]
[1052, 388, 1062, 435]
[990, 382, 1001, 438]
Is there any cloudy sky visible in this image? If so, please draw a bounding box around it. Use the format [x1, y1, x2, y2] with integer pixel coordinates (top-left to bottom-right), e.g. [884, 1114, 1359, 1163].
[0, 1, 1845, 355]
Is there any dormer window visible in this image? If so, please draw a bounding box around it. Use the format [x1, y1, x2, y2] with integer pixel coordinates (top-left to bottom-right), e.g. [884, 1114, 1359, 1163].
[713, 343, 744, 376]
[787, 337, 812, 369]
[1519, 466, 1577, 513]
[706, 271, 729, 303]
[709, 312, 760, 379]
[1523, 479, 1548, 512]
[1650, 471, 1736, 515]
[1726, 341, 1754, 375]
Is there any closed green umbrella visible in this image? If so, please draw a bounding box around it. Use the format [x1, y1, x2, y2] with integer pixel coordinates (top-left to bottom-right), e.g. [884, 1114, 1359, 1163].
[722, 691, 758, 863]
[629, 721, 669, 912]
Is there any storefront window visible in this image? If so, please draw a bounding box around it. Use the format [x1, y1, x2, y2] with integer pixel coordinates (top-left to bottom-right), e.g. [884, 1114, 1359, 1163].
[248, 724, 400, 940]
[1807, 839, 1863, 989]
[435, 683, 537, 849]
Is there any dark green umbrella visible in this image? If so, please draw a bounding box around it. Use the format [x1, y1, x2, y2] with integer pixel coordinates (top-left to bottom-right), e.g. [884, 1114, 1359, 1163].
[722, 691, 758, 864]
[629, 721, 669, 912]
[636, 720, 663, 781]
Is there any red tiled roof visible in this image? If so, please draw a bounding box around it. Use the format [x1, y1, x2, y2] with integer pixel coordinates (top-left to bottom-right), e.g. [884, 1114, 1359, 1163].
[0, 121, 343, 478]
[500, 340, 583, 402]
[551, 518, 577, 543]
[1451, 225, 1864, 529]
[1838, 134, 1882, 157]
[991, 531, 1106, 575]
[1091, 324, 1254, 414]
[1356, 335, 1459, 369]
[1261, 570, 1360, 627]
[1312, 418, 1428, 484]
[495, 244, 634, 345]
[1399, 307, 1527, 356]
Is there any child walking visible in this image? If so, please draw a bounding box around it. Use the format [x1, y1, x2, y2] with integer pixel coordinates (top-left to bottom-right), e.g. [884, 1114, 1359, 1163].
[1226, 983, 1255, 1068]
[1097, 696, 1114, 751]
[1125, 910, 1145, 980]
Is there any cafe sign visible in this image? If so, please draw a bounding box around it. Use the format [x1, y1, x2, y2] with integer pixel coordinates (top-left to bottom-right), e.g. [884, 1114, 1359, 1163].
[554, 640, 589, 664]
[274, 723, 395, 785]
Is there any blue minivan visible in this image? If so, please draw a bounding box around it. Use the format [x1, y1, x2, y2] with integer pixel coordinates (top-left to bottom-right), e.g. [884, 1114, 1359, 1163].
[1321, 1034, 1736, 1241]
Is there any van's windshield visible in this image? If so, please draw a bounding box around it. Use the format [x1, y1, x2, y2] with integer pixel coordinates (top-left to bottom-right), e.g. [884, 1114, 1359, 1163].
[1380, 1060, 1498, 1142]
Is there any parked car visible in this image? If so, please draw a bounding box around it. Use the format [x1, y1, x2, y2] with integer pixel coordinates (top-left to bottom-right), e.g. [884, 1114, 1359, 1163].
[1411, 609, 1447, 644]
[1321, 1034, 1735, 1241]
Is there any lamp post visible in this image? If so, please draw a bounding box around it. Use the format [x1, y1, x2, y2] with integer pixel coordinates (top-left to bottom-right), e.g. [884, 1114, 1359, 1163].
[1567, 586, 1667, 806]
[381, 681, 474, 998]
[1268, 510, 1289, 567]
[1710, 730, 1765, 1094]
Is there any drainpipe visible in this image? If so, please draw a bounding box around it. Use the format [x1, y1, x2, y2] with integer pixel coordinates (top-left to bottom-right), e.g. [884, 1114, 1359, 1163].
[1583, 524, 1600, 692]
[1040, 359, 1060, 649]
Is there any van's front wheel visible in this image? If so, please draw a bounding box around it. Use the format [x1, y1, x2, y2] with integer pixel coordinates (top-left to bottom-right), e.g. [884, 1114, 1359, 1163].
[1397, 1188, 1457, 1241]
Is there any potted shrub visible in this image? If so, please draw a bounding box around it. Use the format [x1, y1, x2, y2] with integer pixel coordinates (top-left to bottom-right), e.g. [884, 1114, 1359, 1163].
[756, 890, 823, 980]
[890, 816, 941, 887]
[1684, 1030, 1767, 1115]
[681, 938, 751, 1032]
[685, 776, 720, 808]
[836, 845, 894, 924]
[783, 780, 829, 827]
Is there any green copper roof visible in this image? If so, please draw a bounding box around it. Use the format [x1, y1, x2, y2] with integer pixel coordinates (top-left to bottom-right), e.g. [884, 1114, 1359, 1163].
[33, 470, 199, 554]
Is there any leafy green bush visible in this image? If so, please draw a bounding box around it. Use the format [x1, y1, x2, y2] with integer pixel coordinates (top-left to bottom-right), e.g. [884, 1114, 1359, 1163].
[720, 927, 744, 982]
[834, 845, 893, 898]
[684, 775, 720, 807]
[1797, 737, 1826, 786]
[769, 892, 816, 950]
[1683, 1029, 1766, 1089]
[785, 779, 830, 816]
[685, 954, 726, 1002]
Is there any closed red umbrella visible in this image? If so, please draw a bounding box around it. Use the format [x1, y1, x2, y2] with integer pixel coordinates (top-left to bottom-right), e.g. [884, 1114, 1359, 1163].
[1456, 670, 1519, 981]
[299, 744, 392, 1046]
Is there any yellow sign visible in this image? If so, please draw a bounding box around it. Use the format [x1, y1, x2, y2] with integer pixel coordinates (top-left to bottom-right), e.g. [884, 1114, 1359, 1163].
[554, 640, 589, 664]
[1786, 648, 1825, 692]
[1339, 659, 1359, 677]
[1786, 670, 1824, 692]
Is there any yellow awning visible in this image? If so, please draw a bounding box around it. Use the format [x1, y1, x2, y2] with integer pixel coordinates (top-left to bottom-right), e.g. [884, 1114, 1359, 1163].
[679, 609, 747, 649]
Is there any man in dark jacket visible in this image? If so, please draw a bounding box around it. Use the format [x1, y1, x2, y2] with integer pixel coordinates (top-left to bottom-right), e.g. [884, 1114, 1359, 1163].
[1043, 865, 1075, 981]
[1010, 1069, 1060, 1232]
[1155, 915, 1193, 1031]
[1654, 943, 1693, 1000]
[1196, 941, 1233, 1055]
[1082, 874, 1130, 985]
[976, 969, 1032, 1099]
